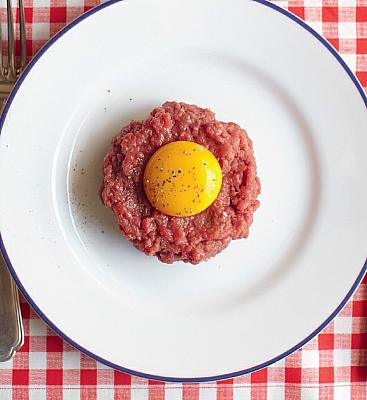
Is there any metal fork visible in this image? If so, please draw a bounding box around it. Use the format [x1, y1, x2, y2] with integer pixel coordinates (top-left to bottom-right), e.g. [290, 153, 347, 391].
[0, 0, 26, 361]
[0, 0, 26, 102]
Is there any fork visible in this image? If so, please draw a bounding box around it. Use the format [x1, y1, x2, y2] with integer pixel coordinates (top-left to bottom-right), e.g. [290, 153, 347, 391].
[0, 0, 26, 361]
[0, 0, 26, 102]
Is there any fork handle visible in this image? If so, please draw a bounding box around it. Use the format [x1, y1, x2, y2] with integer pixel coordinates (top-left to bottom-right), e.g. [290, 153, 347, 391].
[0, 255, 23, 361]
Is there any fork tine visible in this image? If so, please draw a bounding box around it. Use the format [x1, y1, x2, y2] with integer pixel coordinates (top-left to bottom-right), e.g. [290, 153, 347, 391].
[6, 0, 16, 79]
[0, 11, 3, 77]
[18, 0, 26, 70]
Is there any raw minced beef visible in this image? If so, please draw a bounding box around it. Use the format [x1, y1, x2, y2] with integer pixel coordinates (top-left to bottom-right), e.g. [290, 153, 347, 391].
[100, 101, 260, 264]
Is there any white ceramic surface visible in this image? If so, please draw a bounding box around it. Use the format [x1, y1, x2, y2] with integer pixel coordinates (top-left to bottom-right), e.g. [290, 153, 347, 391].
[0, 0, 366, 381]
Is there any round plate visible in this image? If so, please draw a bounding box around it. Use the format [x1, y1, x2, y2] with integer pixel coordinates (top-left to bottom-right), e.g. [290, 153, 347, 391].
[0, 0, 366, 382]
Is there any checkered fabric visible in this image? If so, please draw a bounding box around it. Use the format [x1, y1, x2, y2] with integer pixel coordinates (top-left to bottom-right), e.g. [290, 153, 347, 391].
[0, 0, 366, 399]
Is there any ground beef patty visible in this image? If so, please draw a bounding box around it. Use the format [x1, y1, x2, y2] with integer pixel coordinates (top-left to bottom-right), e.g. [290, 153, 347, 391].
[100, 102, 260, 264]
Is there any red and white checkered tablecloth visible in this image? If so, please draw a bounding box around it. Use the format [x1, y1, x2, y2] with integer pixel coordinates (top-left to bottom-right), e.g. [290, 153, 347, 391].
[0, 0, 366, 399]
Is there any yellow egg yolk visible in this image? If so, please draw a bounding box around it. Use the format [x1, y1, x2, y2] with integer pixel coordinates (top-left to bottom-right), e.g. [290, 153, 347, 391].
[143, 141, 222, 217]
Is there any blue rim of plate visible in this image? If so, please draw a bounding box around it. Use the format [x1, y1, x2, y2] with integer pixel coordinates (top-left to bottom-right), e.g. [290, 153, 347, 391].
[0, 0, 366, 383]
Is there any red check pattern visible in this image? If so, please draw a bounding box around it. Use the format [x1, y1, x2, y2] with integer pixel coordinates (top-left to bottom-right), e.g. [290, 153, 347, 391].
[0, 0, 366, 399]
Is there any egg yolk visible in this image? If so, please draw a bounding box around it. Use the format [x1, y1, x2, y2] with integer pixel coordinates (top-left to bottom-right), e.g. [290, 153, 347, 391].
[143, 141, 222, 217]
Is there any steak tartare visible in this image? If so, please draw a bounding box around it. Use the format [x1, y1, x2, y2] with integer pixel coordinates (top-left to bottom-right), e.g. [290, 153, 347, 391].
[100, 101, 260, 264]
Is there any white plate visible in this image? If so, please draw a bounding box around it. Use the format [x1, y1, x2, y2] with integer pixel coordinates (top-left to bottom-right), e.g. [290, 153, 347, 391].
[0, 0, 366, 382]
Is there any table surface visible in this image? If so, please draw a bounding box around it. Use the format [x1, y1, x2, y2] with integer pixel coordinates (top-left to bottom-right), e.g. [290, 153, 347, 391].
[0, 0, 366, 399]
